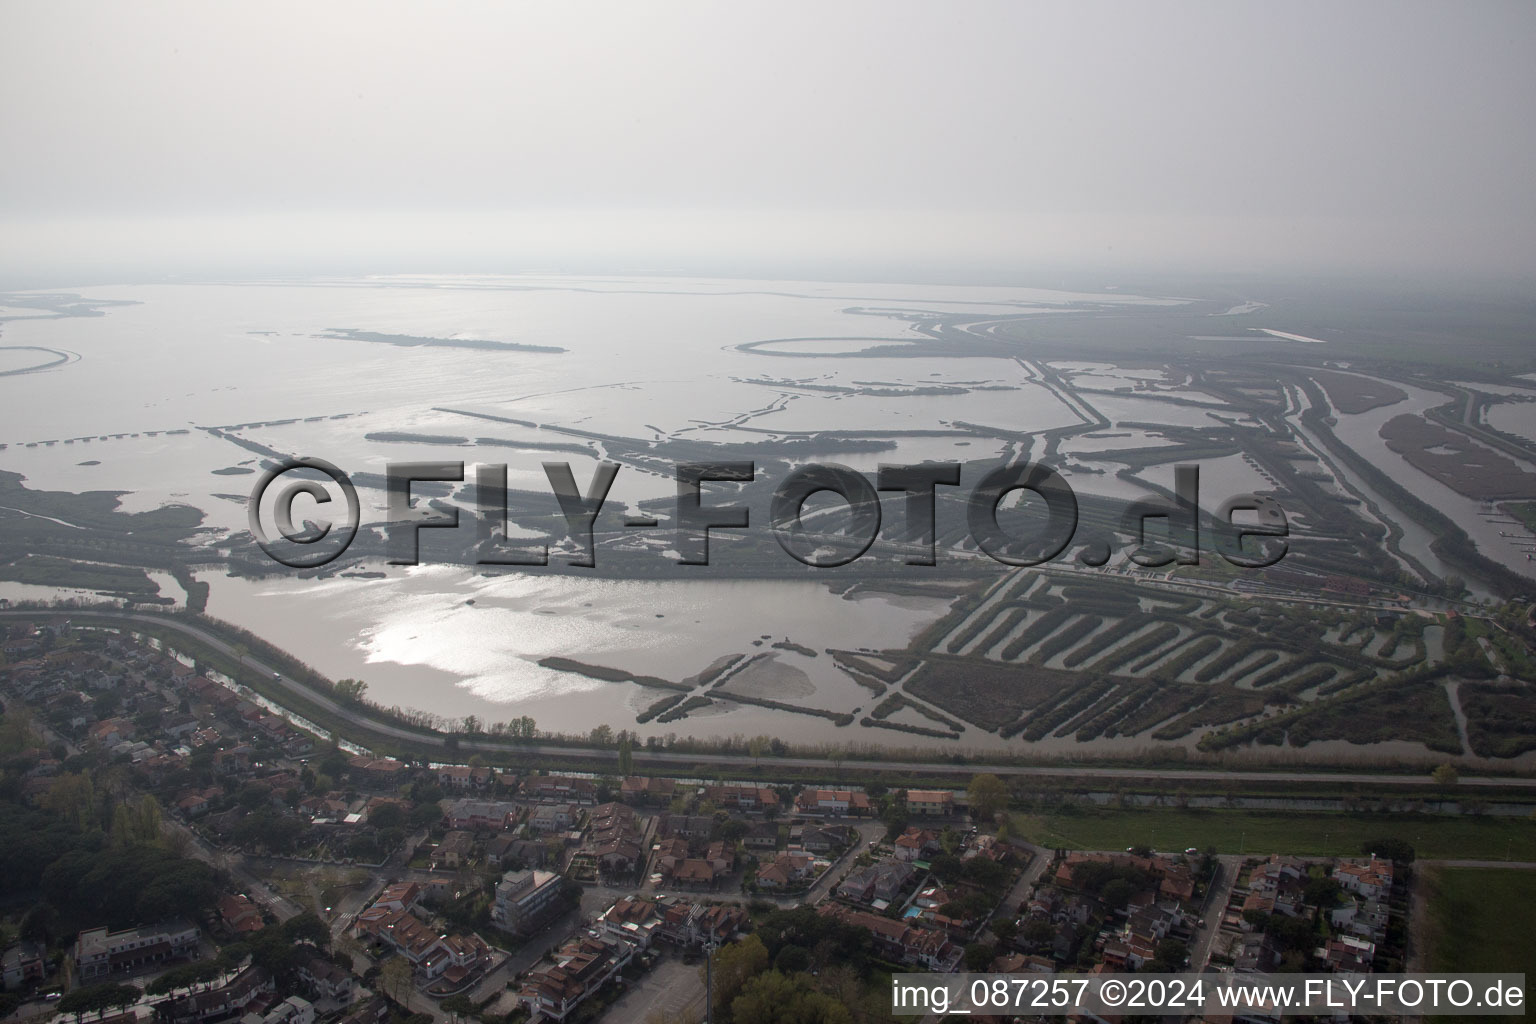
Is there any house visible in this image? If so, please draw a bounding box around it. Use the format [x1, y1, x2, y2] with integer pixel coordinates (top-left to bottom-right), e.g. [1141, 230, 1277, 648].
[488, 837, 550, 870]
[162, 713, 199, 739]
[75, 919, 199, 980]
[755, 851, 815, 890]
[837, 859, 915, 904]
[529, 802, 578, 833]
[657, 814, 714, 839]
[672, 859, 717, 889]
[372, 882, 421, 912]
[794, 788, 871, 816]
[218, 893, 265, 935]
[519, 935, 634, 1022]
[588, 802, 635, 832]
[904, 789, 955, 817]
[705, 785, 780, 813]
[335, 996, 389, 1024]
[436, 765, 494, 791]
[654, 899, 749, 949]
[654, 838, 691, 875]
[363, 907, 488, 982]
[431, 830, 475, 870]
[743, 821, 780, 851]
[2, 941, 45, 992]
[1334, 856, 1394, 901]
[704, 840, 736, 875]
[893, 827, 941, 862]
[166, 967, 273, 1024]
[491, 869, 565, 935]
[820, 905, 961, 972]
[176, 788, 219, 818]
[300, 795, 350, 820]
[594, 835, 643, 877]
[620, 776, 675, 805]
[256, 996, 315, 1024]
[347, 757, 409, 784]
[421, 932, 490, 987]
[298, 958, 355, 1004]
[585, 808, 641, 870]
[89, 717, 135, 746]
[528, 775, 597, 804]
[596, 898, 664, 950]
[799, 824, 854, 855]
[352, 883, 421, 935]
[485, 834, 520, 868]
[1322, 934, 1376, 974]
[444, 799, 519, 832]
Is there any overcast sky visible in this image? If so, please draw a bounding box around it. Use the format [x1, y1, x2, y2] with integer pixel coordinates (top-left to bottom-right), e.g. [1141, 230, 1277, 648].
[3, 1, 1534, 285]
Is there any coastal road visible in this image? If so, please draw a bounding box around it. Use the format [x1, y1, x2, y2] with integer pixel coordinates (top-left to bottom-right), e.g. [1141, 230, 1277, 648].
[20, 609, 1536, 791]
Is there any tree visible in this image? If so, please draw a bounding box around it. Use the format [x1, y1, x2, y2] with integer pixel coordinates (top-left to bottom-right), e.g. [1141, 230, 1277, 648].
[705, 934, 769, 1014]
[440, 994, 476, 1021]
[1019, 918, 1054, 950]
[146, 961, 222, 995]
[40, 772, 96, 829]
[335, 678, 367, 703]
[1265, 913, 1317, 952]
[1100, 878, 1136, 909]
[1151, 938, 1188, 970]
[772, 943, 811, 974]
[1432, 763, 1459, 787]
[58, 983, 141, 1020]
[369, 802, 405, 830]
[379, 956, 413, 1006]
[617, 737, 634, 777]
[1304, 876, 1343, 908]
[967, 773, 1009, 822]
[928, 853, 963, 884]
[1361, 837, 1416, 864]
[962, 942, 996, 971]
[730, 970, 852, 1024]
[238, 781, 272, 810]
[282, 912, 330, 950]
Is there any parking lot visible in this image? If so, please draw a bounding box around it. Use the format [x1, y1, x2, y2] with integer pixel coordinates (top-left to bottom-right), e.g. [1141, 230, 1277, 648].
[597, 955, 704, 1024]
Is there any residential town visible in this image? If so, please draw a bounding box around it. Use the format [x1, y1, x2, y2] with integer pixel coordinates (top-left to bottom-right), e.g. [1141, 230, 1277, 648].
[0, 617, 1428, 1023]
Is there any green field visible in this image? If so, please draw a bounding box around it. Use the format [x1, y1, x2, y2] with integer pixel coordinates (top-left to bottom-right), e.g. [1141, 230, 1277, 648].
[1016, 806, 1536, 861]
[1423, 866, 1536, 1023]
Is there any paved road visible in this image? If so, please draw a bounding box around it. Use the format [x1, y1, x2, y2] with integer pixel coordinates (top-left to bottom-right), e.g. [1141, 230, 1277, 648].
[1417, 859, 1536, 869]
[999, 840, 1054, 912]
[21, 609, 1536, 791]
[1188, 855, 1241, 970]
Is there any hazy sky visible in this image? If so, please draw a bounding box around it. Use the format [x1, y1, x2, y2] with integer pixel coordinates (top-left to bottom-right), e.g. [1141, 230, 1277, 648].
[3, 1, 1534, 285]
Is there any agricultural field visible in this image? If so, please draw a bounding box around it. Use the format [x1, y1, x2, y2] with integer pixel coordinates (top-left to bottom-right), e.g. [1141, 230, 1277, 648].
[1016, 807, 1536, 862]
[1422, 865, 1536, 1023]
